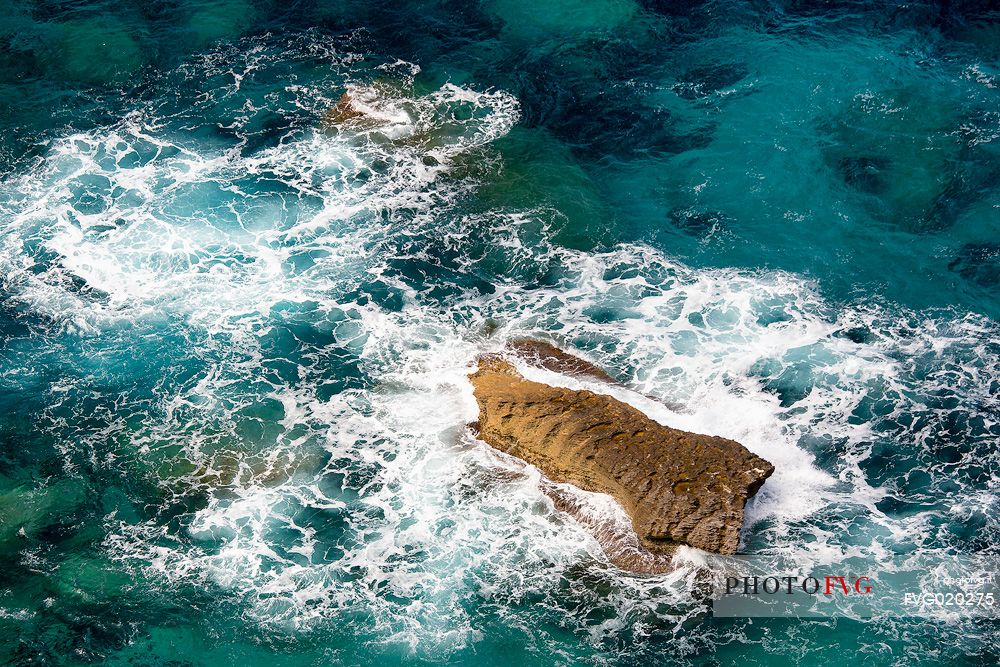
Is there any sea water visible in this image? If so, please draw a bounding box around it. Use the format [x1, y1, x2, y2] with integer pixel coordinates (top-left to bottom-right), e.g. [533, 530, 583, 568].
[0, 1, 997, 665]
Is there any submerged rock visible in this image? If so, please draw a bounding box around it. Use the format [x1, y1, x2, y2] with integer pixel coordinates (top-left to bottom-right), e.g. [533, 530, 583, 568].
[487, 0, 638, 39]
[184, 0, 257, 49]
[949, 242, 1000, 287]
[46, 19, 145, 86]
[822, 86, 992, 233]
[473, 126, 614, 250]
[672, 63, 749, 100]
[469, 352, 773, 568]
[667, 207, 731, 237]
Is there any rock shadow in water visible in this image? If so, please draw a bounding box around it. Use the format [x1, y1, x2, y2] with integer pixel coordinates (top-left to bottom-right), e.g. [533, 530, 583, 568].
[949, 242, 1000, 287]
[822, 88, 998, 234]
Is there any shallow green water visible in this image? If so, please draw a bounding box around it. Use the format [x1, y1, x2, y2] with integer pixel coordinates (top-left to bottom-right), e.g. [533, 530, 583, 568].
[0, 1, 997, 665]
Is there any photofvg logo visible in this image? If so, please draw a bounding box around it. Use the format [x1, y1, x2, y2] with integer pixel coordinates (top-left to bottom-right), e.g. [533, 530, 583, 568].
[726, 574, 872, 596]
[703, 555, 998, 619]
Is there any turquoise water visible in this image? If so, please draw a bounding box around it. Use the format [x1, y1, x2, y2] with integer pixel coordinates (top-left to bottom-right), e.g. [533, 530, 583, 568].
[0, 1, 998, 664]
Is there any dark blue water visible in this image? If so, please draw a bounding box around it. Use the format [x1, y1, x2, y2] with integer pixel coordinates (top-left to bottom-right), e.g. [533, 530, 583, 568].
[0, 1, 997, 665]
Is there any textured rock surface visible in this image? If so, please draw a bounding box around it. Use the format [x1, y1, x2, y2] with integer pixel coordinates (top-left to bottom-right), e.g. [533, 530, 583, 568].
[507, 338, 616, 383]
[322, 92, 367, 127]
[469, 354, 774, 560]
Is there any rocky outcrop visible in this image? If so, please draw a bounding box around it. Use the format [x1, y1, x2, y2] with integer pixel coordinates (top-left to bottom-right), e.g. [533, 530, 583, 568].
[323, 91, 368, 127]
[507, 338, 616, 383]
[469, 351, 774, 569]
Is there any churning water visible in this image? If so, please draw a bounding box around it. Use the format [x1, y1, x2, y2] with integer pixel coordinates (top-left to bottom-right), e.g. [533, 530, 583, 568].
[0, 2, 997, 665]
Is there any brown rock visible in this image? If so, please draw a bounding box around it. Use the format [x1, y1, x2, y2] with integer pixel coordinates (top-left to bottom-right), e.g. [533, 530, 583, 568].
[507, 338, 616, 383]
[469, 354, 774, 565]
[322, 92, 367, 127]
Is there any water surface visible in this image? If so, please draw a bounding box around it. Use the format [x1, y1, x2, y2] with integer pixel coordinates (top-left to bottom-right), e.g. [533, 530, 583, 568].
[0, 1, 998, 665]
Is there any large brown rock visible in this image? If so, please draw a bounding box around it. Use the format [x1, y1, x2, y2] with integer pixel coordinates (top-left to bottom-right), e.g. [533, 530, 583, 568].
[469, 353, 774, 566]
